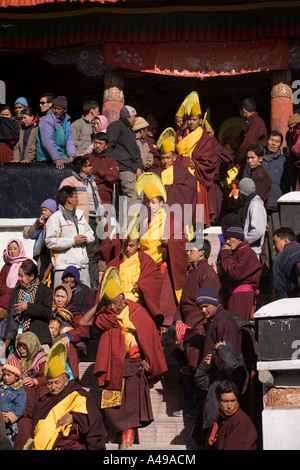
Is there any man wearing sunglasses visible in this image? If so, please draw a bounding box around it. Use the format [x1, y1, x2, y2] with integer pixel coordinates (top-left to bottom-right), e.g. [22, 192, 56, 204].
[39, 92, 55, 119]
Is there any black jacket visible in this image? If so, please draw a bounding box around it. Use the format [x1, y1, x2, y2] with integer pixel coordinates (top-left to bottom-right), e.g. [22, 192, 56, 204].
[3, 282, 53, 346]
[106, 117, 143, 173]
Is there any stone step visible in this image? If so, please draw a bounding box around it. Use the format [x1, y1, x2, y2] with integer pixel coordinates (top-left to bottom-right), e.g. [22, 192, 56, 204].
[105, 443, 196, 451]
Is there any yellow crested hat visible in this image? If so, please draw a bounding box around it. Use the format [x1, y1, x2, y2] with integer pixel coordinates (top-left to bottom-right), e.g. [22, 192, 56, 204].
[124, 211, 140, 241]
[176, 91, 202, 118]
[99, 266, 123, 302]
[44, 341, 67, 379]
[135, 172, 167, 202]
[104, 279, 123, 301]
[157, 127, 175, 154]
[202, 107, 211, 130]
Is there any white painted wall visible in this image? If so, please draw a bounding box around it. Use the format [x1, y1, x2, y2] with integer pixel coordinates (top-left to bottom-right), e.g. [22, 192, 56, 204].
[262, 409, 300, 450]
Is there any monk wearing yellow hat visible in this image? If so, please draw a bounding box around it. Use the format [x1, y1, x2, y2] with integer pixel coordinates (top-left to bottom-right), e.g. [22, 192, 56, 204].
[24, 342, 106, 450]
[176, 91, 218, 227]
[153, 127, 197, 230]
[99, 216, 165, 328]
[135, 173, 188, 326]
[79, 268, 168, 450]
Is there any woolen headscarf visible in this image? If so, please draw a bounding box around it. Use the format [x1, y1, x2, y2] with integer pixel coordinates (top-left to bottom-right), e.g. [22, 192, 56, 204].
[15, 331, 44, 373]
[5, 238, 28, 288]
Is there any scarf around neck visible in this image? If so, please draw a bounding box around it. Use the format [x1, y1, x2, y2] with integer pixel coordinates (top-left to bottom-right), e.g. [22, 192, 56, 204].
[5, 238, 28, 288]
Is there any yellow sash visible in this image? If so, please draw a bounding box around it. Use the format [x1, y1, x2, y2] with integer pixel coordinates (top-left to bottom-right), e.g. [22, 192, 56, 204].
[117, 304, 136, 353]
[119, 252, 141, 302]
[33, 391, 88, 450]
[176, 127, 203, 186]
[140, 208, 167, 263]
[161, 165, 174, 185]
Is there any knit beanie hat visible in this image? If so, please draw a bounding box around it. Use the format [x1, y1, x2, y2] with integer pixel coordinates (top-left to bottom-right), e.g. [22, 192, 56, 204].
[14, 97, 29, 107]
[120, 105, 137, 119]
[53, 96, 68, 109]
[2, 357, 22, 377]
[40, 198, 57, 213]
[224, 225, 245, 240]
[238, 177, 256, 196]
[196, 287, 219, 306]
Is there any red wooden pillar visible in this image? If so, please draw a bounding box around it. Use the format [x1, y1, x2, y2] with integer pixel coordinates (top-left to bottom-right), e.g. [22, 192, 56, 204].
[102, 72, 125, 124]
[270, 70, 293, 147]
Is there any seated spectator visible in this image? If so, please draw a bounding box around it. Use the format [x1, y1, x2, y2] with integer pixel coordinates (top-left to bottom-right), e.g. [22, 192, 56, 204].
[36, 95, 76, 169]
[72, 100, 100, 155]
[85, 115, 109, 154]
[0, 239, 28, 302]
[23, 198, 56, 280]
[51, 283, 88, 381]
[61, 266, 95, 313]
[13, 97, 29, 125]
[3, 260, 53, 351]
[12, 107, 39, 163]
[0, 296, 9, 343]
[8, 332, 48, 450]
[0, 105, 13, 119]
[87, 132, 119, 205]
[0, 356, 27, 447]
[38, 92, 55, 119]
[207, 379, 258, 450]
[132, 117, 153, 171]
[0, 115, 20, 162]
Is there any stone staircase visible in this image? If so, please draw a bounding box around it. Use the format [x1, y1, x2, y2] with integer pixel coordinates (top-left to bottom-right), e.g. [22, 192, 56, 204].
[78, 333, 203, 451]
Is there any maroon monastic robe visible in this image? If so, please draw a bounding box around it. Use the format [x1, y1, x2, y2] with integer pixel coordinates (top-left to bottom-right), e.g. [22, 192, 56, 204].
[176, 129, 218, 227]
[100, 249, 164, 326]
[88, 151, 119, 205]
[219, 242, 262, 320]
[235, 112, 268, 169]
[153, 161, 197, 225]
[93, 299, 168, 390]
[203, 304, 242, 359]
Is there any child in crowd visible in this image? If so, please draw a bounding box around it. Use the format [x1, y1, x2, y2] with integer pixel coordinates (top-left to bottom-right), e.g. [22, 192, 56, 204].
[23, 198, 57, 282]
[0, 357, 27, 446]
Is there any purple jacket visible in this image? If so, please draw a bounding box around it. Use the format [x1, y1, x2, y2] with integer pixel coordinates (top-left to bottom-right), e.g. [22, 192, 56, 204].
[36, 110, 76, 163]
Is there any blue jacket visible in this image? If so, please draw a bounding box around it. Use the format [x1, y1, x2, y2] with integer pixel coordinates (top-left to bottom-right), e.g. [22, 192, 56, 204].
[261, 149, 290, 211]
[36, 110, 76, 163]
[273, 241, 300, 298]
[0, 381, 27, 424]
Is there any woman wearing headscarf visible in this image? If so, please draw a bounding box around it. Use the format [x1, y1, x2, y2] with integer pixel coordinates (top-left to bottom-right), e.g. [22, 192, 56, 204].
[85, 114, 109, 154]
[3, 260, 53, 351]
[8, 331, 48, 450]
[51, 282, 89, 381]
[0, 239, 28, 299]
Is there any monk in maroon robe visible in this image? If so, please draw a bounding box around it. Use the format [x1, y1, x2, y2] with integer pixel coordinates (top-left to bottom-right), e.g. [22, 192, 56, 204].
[176, 117, 218, 227]
[235, 98, 268, 171]
[100, 240, 164, 327]
[219, 226, 262, 321]
[79, 287, 167, 450]
[153, 156, 197, 226]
